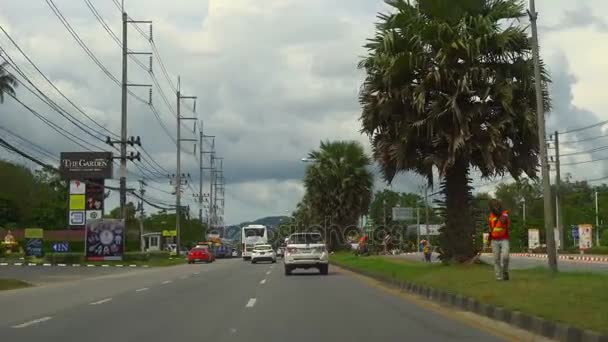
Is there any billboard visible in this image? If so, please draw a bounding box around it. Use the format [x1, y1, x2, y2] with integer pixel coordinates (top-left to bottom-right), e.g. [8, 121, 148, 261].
[60, 152, 113, 180]
[418, 224, 441, 236]
[24, 228, 44, 258]
[68, 178, 105, 229]
[392, 207, 414, 221]
[578, 224, 593, 250]
[85, 219, 125, 261]
[528, 229, 540, 249]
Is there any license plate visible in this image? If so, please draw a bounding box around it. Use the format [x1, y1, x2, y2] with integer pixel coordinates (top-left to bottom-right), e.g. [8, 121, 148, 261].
[260, 252, 265, 255]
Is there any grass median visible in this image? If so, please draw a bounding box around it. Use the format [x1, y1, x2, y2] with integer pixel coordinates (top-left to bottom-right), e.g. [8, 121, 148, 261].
[0, 279, 31, 291]
[331, 252, 608, 334]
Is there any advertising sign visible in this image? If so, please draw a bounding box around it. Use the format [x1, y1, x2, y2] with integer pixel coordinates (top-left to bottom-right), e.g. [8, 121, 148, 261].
[24, 228, 44, 258]
[85, 219, 125, 261]
[528, 229, 540, 249]
[69, 211, 85, 226]
[578, 224, 593, 250]
[69, 194, 86, 210]
[162, 230, 177, 237]
[85, 179, 104, 211]
[60, 152, 113, 180]
[86, 210, 102, 221]
[69, 180, 86, 195]
[418, 224, 441, 236]
[52, 242, 70, 253]
[392, 207, 414, 221]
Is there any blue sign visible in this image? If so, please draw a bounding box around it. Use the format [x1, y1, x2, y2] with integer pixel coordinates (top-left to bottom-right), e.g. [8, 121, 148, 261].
[25, 238, 44, 258]
[52, 242, 70, 253]
[571, 226, 579, 239]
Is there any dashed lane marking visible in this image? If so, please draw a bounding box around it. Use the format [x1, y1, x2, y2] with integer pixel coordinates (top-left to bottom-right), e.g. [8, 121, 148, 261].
[90, 298, 112, 305]
[11, 317, 52, 329]
[245, 298, 257, 308]
[135, 287, 149, 292]
[260, 279, 266, 285]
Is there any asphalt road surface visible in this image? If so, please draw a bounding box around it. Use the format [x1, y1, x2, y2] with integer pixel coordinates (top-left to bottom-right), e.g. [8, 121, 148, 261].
[0, 259, 519, 342]
[0, 265, 136, 285]
[396, 253, 608, 273]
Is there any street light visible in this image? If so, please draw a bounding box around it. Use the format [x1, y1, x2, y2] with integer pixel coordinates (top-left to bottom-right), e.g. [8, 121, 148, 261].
[300, 157, 315, 163]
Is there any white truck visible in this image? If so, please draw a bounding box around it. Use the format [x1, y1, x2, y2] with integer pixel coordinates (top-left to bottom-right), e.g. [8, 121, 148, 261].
[241, 224, 268, 260]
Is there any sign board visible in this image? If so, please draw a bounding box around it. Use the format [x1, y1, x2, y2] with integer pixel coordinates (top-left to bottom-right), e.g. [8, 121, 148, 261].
[69, 194, 86, 210]
[60, 152, 113, 180]
[69, 180, 86, 195]
[24, 228, 43, 239]
[578, 224, 593, 250]
[85, 180, 104, 211]
[418, 224, 441, 236]
[25, 238, 44, 258]
[528, 229, 540, 249]
[86, 210, 102, 221]
[85, 219, 125, 261]
[392, 207, 414, 221]
[162, 230, 177, 237]
[52, 242, 70, 253]
[571, 226, 579, 239]
[69, 211, 85, 225]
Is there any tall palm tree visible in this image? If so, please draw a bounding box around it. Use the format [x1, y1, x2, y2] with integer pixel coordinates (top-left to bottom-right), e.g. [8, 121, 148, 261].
[0, 57, 17, 103]
[359, 0, 550, 262]
[303, 140, 373, 250]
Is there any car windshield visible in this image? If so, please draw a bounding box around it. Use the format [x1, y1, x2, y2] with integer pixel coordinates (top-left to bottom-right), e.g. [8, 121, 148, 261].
[191, 248, 206, 252]
[289, 234, 323, 244]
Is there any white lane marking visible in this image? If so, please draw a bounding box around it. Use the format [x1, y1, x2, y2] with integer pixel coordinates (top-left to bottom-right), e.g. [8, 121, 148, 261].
[0, 262, 8, 266]
[72, 264, 80, 267]
[58, 263, 66, 267]
[101, 264, 110, 267]
[143, 265, 149, 268]
[135, 287, 149, 292]
[14, 263, 23, 266]
[43, 263, 52, 267]
[116, 265, 124, 267]
[260, 279, 266, 285]
[161, 280, 172, 285]
[90, 298, 112, 305]
[129, 264, 137, 267]
[11, 316, 52, 329]
[246, 298, 257, 308]
[266, 270, 271, 275]
[86, 264, 95, 267]
[28, 263, 37, 266]
[230, 328, 237, 334]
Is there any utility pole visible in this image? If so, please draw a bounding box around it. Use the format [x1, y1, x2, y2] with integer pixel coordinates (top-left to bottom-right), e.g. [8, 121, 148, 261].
[529, 0, 558, 272]
[595, 191, 600, 246]
[200, 134, 215, 230]
[138, 179, 146, 252]
[522, 198, 527, 227]
[175, 76, 197, 256]
[554, 131, 564, 250]
[118, 8, 151, 220]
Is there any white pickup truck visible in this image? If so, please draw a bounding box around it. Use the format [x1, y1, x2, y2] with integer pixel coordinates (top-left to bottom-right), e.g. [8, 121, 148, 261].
[283, 232, 328, 275]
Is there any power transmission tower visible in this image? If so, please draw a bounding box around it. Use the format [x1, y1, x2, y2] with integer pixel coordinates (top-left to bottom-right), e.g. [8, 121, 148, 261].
[175, 76, 197, 257]
[138, 179, 146, 252]
[200, 130, 215, 229]
[119, 7, 152, 220]
[529, 0, 558, 272]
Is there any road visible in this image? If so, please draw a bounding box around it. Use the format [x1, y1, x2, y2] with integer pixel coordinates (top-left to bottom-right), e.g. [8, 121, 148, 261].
[0, 265, 137, 285]
[395, 253, 608, 273]
[0, 259, 517, 341]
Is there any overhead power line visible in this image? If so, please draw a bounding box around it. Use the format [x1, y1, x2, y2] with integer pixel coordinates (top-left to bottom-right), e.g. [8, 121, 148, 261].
[560, 119, 608, 135]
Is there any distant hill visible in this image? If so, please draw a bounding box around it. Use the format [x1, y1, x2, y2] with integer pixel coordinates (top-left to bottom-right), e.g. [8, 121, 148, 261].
[224, 216, 289, 240]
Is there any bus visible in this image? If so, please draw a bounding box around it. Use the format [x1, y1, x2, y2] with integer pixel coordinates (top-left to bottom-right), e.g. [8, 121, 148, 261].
[241, 224, 268, 260]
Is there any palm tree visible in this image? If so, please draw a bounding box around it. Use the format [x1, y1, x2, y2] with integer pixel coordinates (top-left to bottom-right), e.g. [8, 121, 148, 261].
[0, 57, 17, 103]
[303, 140, 373, 250]
[359, 0, 550, 262]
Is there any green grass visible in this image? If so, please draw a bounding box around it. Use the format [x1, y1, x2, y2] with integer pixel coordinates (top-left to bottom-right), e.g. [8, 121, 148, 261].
[331, 253, 608, 334]
[0, 279, 32, 291]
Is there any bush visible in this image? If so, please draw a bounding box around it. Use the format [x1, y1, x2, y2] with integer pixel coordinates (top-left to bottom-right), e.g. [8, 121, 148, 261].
[45, 253, 84, 264]
[149, 251, 171, 259]
[0, 243, 5, 257]
[123, 252, 150, 261]
[601, 230, 608, 247]
[586, 246, 608, 255]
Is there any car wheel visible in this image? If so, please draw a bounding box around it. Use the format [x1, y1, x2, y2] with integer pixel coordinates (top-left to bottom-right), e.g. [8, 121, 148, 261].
[272, 259, 276, 263]
[284, 266, 292, 276]
[251, 259, 256, 264]
[319, 264, 329, 275]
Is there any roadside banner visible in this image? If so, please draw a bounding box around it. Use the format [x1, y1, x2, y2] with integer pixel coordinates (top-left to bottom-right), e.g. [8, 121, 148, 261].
[24, 228, 44, 258]
[162, 230, 177, 237]
[578, 224, 593, 250]
[85, 219, 125, 261]
[528, 229, 540, 249]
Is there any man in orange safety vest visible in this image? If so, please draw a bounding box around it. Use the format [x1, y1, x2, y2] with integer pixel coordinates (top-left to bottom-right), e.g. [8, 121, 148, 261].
[488, 199, 510, 281]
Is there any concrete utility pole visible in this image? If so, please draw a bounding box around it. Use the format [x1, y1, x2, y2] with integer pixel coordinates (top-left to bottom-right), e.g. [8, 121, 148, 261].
[529, 0, 558, 272]
[553, 131, 564, 250]
[200, 135, 215, 229]
[175, 76, 197, 256]
[118, 8, 151, 220]
[425, 186, 430, 242]
[595, 191, 600, 246]
[138, 179, 146, 252]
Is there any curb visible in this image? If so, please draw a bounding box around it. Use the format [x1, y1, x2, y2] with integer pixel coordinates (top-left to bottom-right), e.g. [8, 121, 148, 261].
[334, 263, 608, 342]
[479, 253, 608, 263]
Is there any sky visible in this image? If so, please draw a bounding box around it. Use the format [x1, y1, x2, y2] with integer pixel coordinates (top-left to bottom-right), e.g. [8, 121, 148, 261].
[1, 0, 607, 225]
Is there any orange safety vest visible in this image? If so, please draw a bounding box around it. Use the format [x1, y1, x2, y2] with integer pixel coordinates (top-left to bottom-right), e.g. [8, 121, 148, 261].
[489, 210, 509, 240]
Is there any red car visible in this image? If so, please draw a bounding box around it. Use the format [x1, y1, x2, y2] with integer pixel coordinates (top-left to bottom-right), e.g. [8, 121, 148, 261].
[188, 247, 214, 264]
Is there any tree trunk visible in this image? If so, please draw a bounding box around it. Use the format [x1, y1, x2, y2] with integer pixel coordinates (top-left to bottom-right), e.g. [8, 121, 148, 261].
[438, 158, 476, 263]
